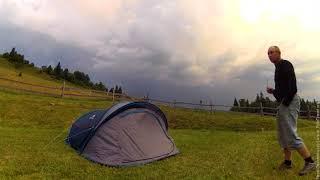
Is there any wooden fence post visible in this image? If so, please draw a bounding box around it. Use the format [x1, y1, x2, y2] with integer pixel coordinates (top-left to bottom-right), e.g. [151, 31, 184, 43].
[260, 102, 263, 116]
[61, 80, 65, 98]
[316, 103, 319, 121]
[210, 100, 213, 114]
[112, 86, 115, 104]
[316, 102, 320, 180]
[119, 91, 123, 101]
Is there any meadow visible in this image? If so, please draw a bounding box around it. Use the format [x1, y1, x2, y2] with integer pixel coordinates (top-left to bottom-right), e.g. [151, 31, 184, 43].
[0, 57, 317, 179]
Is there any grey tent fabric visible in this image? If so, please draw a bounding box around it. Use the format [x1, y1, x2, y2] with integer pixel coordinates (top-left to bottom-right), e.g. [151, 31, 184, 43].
[66, 101, 179, 167]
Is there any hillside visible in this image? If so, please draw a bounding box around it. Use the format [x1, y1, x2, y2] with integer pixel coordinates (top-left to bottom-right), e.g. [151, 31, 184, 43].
[0, 57, 119, 100]
[0, 57, 89, 88]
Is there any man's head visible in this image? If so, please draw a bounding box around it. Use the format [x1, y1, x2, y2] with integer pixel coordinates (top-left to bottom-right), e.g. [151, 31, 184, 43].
[268, 46, 281, 64]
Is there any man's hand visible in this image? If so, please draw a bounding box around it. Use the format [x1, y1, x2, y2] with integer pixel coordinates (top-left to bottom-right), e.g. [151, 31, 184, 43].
[266, 87, 274, 94]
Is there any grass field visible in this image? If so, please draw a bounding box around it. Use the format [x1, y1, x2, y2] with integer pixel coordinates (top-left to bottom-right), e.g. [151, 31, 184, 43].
[0, 90, 317, 179]
[0, 57, 317, 179]
[0, 58, 116, 99]
[0, 58, 71, 87]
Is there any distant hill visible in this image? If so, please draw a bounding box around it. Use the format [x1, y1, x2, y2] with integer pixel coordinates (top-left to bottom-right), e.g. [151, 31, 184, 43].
[0, 56, 73, 88]
[0, 48, 122, 93]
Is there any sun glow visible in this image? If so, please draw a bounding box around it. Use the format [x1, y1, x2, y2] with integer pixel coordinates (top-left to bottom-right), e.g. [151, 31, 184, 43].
[238, 0, 320, 30]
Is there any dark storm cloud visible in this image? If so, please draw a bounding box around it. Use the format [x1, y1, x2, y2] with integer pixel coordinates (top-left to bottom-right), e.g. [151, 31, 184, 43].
[0, 0, 318, 104]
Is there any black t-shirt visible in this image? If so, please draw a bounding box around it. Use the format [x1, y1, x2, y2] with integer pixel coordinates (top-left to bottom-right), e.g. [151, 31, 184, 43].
[273, 59, 297, 106]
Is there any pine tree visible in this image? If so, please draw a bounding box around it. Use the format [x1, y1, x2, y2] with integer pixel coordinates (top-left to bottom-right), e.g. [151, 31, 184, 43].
[68, 73, 75, 82]
[300, 98, 307, 111]
[9, 48, 16, 57]
[46, 65, 53, 75]
[313, 99, 317, 111]
[115, 85, 119, 93]
[2, 52, 10, 58]
[245, 99, 250, 112]
[259, 92, 266, 105]
[85, 74, 90, 85]
[53, 62, 62, 78]
[63, 68, 69, 80]
[255, 94, 260, 103]
[98, 82, 106, 91]
[233, 98, 239, 107]
[238, 99, 246, 112]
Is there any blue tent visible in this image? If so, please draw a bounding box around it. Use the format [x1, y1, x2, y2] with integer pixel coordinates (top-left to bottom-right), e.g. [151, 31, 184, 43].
[66, 101, 179, 167]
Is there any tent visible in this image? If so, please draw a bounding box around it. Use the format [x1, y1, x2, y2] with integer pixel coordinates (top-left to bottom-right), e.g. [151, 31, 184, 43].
[66, 101, 179, 167]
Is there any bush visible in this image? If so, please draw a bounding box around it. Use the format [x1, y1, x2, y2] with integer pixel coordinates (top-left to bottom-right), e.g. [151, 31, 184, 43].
[2, 52, 10, 59]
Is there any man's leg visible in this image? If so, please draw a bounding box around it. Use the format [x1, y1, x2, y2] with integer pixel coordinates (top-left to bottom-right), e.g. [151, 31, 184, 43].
[296, 144, 311, 159]
[278, 148, 292, 170]
[278, 148, 293, 170]
[282, 95, 315, 175]
[297, 144, 316, 176]
[284, 148, 292, 160]
[276, 105, 292, 170]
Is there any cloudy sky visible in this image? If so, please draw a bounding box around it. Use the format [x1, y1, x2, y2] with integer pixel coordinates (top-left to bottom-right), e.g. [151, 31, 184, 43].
[0, 0, 319, 105]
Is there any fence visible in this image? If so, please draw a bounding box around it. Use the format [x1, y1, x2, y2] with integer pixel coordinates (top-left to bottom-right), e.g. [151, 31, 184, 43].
[147, 98, 319, 120]
[0, 76, 144, 103]
[0, 76, 318, 120]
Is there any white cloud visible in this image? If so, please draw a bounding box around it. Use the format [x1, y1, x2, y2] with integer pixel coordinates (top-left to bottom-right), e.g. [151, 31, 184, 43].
[0, 0, 319, 102]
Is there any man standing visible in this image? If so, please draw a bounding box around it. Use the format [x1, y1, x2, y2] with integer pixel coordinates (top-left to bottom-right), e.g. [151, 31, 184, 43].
[266, 46, 316, 176]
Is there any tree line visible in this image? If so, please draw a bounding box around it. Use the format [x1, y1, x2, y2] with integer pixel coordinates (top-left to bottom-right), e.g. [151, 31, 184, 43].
[231, 92, 318, 115]
[2, 48, 35, 68]
[1, 48, 123, 93]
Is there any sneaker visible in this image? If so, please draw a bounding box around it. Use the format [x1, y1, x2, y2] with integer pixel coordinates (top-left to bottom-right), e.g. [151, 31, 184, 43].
[298, 162, 316, 176]
[278, 161, 292, 170]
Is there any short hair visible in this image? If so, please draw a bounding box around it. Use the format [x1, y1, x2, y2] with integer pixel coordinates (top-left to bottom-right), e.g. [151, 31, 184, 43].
[268, 46, 281, 54]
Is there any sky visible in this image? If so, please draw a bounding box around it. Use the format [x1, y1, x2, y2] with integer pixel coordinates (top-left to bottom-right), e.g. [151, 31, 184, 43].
[0, 0, 319, 105]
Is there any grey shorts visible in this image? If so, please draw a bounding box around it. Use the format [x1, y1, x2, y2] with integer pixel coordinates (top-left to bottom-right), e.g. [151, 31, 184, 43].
[276, 94, 304, 150]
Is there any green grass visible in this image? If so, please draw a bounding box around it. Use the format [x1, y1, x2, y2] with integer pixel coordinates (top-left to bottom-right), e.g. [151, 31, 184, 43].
[0, 57, 85, 88]
[0, 58, 317, 179]
[0, 90, 317, 179]
[0, 126, 315, 179]
[0, 58, 114, 99]
[0, 58, 64, 87]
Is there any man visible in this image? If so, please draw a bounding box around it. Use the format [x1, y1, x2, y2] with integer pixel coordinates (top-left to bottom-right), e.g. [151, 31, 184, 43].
[266, 46, 316, 176]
